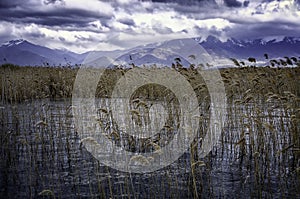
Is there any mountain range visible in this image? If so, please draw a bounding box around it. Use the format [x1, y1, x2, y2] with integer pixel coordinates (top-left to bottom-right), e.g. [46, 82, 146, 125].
[1, 36, 300, 67]
[0, 39, 87, 66]
[200, 36, 300, 61]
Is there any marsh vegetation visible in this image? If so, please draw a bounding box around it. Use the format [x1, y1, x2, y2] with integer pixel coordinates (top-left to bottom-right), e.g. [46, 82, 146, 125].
[0, 59, 299, 198]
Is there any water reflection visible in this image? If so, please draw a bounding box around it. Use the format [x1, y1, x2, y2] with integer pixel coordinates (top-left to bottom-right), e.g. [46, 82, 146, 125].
[0, 99, 299, 198]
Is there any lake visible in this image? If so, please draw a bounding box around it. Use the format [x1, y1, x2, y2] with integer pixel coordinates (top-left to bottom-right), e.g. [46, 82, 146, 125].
[0, 97, 299, 198]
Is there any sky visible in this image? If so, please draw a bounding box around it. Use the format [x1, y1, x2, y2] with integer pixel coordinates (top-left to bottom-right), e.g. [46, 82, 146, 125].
[0, 0, 299, 53]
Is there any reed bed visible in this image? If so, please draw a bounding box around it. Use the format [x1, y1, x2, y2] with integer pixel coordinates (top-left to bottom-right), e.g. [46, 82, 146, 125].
[0, 59, 299, 198]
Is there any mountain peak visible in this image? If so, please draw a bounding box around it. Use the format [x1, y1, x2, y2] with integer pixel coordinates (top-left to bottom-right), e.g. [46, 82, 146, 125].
[2, 39, 27, 47]
[204, 35, 222, 43]
[1, 36, 300, 66]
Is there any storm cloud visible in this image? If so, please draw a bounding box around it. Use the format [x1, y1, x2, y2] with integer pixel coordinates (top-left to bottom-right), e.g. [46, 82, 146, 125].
[0, 0, 299, 53]
[224, 0, 243, 7]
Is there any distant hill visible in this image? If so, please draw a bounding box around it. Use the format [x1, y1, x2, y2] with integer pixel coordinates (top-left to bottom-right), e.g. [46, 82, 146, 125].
[200, 35, 300, 60]
[0, 39, 86, 66]
[1, 36, 300, 67]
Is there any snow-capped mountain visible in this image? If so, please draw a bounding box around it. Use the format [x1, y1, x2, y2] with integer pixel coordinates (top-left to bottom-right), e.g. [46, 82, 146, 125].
[199, 35, 300, 60]
[2, 39, 26, 47]
[1, 36, 300, 67]
[83, 38, 213, 68]
[0, 39, 86, 66]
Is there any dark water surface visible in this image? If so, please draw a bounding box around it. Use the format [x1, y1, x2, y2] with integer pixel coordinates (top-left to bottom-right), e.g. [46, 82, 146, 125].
[0, 99, 299, 198]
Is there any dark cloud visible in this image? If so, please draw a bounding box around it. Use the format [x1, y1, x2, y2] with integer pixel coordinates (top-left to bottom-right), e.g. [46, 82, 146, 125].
[224, 0, 242, 7]
[193, 25, 224, 38]
[243, 1, 249, 7]
[227, 21, 300, 40]
[118, 18, 136, 26]
[294, 0, 300, 8]
[59, 36, 66, 42]
[141, 0, 248, 7]
[0, 0, 113, 30]
[43, 0, 65, 5]
[0, 0, 300, 52]
[0, 0, 21, 8]
[148, 0, 215, 6]
[171, 3, 218, 14]
[0, 7, 112, 27]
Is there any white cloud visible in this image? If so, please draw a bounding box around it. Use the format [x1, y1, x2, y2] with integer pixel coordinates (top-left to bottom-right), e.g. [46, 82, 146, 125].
[63, 0, 114, 15]
[0, 22, 13, 37]
[0, 0, 300, 53]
